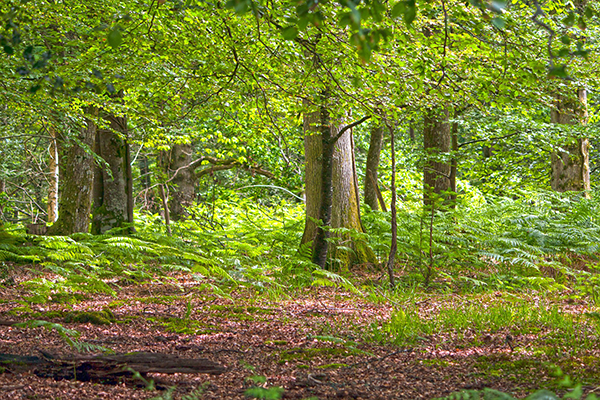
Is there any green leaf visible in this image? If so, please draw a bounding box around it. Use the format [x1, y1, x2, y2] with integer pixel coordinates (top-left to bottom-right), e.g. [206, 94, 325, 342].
[403, 0, 416, 26]
[525, 389, 560, 400]
[107, 26, 122, 49]
[225, 0, 250, 14]
[563, 12, 575, 27]
[548, 65, 568, 79]
[391, 2, 405, 19]
[280, 26, 298, 40]
[491, 17, 505, 29]
[347, 2, 361, 25]
[490, 1, 507, 13]
[560, 35, 571, 45]
[585, 6, 594, 19]
[298, 16, 309, 31]
[564, 384, 583, 399]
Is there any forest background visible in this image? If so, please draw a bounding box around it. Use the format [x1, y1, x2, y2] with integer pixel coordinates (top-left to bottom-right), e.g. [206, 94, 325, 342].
[1, 0, 600, 399]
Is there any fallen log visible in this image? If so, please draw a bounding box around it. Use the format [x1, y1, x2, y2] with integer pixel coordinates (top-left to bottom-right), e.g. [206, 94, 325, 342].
[0, 351, 225, 385]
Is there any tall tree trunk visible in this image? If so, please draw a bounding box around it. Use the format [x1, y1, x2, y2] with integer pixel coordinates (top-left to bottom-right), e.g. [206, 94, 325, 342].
[364, 124, 384, 211]
[385, 122, 397, 288]
[91, 114, 133, 235]
[125, 135, 134, 231]
[449, 120, 459, 208]
[301, 99, 375, 268]
[47, 118, 96, 235]
[550, 89, 590, 196]
[423, 107, 451, 207]
[138, 155, 156, 212]
[310, 97, 335, 268]
[0, 178, 5, 221]
[47, 126, 59, 223]
[168, 143, 196, 221]
[301, 100, 324, 247]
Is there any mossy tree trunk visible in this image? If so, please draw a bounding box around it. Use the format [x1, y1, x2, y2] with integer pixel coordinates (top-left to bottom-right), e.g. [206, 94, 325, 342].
[301, 98, 375, 269]
[47, 126, 59, 224]
[550, 89, 590, 196]
[364, 124, 384, 211]
[91, 113, 134, 235]
[301, 100, 323, 248]
[0, 178, 4, 221]
[47, 118, 96, 235]
[423, 107, 452, 208]
[167, 143, 195, 221]
[449, 120, 459, 208]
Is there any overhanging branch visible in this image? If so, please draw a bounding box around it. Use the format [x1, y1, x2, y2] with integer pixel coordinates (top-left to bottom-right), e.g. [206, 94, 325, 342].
[330, 115, 371, 145]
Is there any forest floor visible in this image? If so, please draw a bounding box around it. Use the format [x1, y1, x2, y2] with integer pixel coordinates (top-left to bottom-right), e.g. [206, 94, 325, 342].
[0, 264, 599, 400]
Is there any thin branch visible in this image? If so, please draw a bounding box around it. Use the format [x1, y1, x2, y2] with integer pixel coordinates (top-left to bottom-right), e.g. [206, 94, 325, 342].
[196, 163, 273, 179]
[455, 22, 504, 47]
[531, 0, 556, 70]
[236, 184, 304, 201]
[458, 131, 519, 148]
[433, 0, 449, 89]
[331, 116, 371, 145]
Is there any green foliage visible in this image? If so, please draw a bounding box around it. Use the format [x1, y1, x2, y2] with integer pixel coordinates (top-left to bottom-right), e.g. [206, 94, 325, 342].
[360, 187, 600, 296]
[371, 297, 596, 349]
[244, 375, 285, 400]
[435, 369, 599, 400]
[436, 388, 518, 400]
[14, 320, 112, 353]
[148, 385, 208, 400]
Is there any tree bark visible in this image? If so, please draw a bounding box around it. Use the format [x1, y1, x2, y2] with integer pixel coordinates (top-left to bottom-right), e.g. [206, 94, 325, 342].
[310, 97, 334, 268]
[423, 107, 452, 207]
[47, 126, 59, 223]
[138, 155, 156, 212]
[47, 118, 96, 235]
[0, 178, 5, 221]
[0, 351, 224, 383]
[301, 99, 375, 268]
[159, 184, 172, 236]
[550, 89, 590, 196]
[91, 113, 133, 235]
[385, 122, 397, 288]
[449, 120, 459, 208]
[301, 100, 324, 247]
[168, 143, 195, 221]
[364, 124, 384, 211]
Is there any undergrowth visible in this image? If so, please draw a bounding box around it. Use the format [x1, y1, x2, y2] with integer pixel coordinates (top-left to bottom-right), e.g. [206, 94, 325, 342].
[1, 190, 599, 305]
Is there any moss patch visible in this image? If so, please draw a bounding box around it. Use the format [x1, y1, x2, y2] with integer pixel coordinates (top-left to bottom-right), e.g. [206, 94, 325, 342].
[208, 304, 273, 321]
[108, 295, 181, 308]
[64, 309, 116, 325]
[210, 304, 273, 314]
[148, 317, 220, 335]
[7, 307, 116, 325]
[265, 340, 288, 346]
[474, 355, 550, 384]
[317, 363, 348, 369]
[420, 359, 450, 368]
